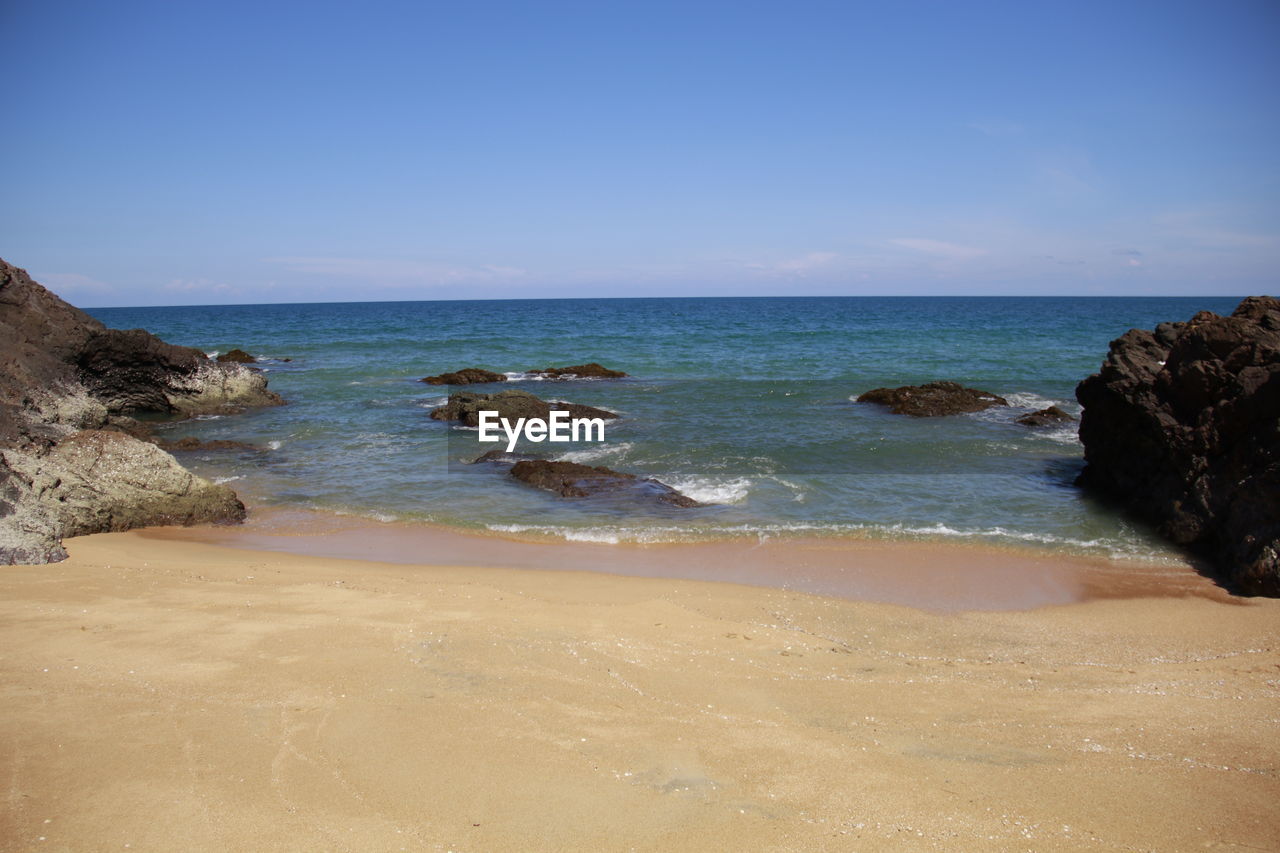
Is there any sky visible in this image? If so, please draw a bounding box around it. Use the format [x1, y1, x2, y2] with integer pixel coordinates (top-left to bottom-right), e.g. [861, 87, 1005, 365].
[1, 0, 1277, 306]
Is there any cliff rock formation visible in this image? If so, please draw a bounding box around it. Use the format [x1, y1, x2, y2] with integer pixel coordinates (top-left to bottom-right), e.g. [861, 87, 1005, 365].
[1076, 296, 1280, 594]
[0, 259, 281, 563]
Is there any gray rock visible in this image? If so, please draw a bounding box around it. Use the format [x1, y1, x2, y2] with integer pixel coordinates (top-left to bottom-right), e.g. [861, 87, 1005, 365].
[0, 258, 278, 565]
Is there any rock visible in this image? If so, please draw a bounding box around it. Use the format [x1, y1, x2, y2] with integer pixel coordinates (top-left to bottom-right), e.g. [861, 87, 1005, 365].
[157, 436, 262, 452]
[470, 448, 534, 465]
[856, 381, 1009, 417]
[526, 362, 628, 379]
[429, 389, 617, 427]
[1, 430, 246, 562]
[77, 328, 282, 416]
[509, 459, 701, 507]
[420, 368, 507, 385]
[1016, 406, 1075, 427]
[216, 348, 256, 363]
[1076, 296, 1280, 595]
[0, 258, 279, 564]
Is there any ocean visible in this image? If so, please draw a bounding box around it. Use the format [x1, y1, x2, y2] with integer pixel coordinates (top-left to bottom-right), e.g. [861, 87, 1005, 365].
[86, 295, 1238, 562]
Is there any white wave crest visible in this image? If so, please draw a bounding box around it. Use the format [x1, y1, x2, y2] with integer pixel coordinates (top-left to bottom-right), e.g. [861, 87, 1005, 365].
[267, 440, 283, 450]
[666, 477, 752, 505]
[212, 475, 242, 485]
[554, 442, 632, 463]
[1041, 425, 1081, 446]
[1004, 391, 1059, 409]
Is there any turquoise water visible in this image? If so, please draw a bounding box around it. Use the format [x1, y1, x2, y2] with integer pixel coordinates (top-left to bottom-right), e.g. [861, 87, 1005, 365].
[88, 296, 1238, 560]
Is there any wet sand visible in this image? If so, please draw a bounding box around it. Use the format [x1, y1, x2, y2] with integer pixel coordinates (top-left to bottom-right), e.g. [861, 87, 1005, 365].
[140, 507, 1236, 612]
[1, 530, 1277, 851]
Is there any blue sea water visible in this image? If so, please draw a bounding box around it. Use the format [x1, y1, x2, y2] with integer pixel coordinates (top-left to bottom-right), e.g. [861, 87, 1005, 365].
[87, 296, 1240, 560]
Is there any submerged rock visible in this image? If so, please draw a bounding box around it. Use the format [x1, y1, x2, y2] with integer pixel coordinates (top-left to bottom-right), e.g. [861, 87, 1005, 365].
[0, 258, 279, 564]
[856, 381, 1008, 417]
[429, 389, 617, 427]
[420, 368, 508, 385]
[1016, 406, 1075, 427]
[525, 363, 628, 379]
[1076, 296, 1280, 595]
[157, 436, 263, 452]
[509, 459, 701, 507]
[216, 348, 256, 363]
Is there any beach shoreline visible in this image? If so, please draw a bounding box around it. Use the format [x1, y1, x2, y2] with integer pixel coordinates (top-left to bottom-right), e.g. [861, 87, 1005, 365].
[139, 504, 1234, 612]
[2, 529, 1276, 851]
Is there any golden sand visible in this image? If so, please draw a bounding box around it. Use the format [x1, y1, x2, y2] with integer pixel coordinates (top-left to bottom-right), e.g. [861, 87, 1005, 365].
[1, 531, 1277, 851]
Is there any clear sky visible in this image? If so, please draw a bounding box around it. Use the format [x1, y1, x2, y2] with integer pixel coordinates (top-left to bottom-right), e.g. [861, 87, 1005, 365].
[1, 0, 1277, 306]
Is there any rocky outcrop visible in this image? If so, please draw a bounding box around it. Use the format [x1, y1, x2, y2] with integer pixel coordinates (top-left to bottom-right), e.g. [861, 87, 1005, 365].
[77, 328, 281, 416]
[509, 460, 701, 507]
[1076, 296, 1280, 595]
[0, 259, 279, 564]
[216, 348, 256, 363]
[526, 363, 628, 379]
[856, 381, 1008, 417]
[1, 431, 246, 562]
[429, 389, 618, 427]
[1016, 406, 1074, 427]
[420, 367, 508, 385]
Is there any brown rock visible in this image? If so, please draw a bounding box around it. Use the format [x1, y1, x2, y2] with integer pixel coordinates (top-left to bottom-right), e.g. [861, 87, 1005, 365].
[216, 348, 256, 363]
[526, 363, 628, 379]
[1076, 296, 1280, 595]
[158, 436, 262, 452]
[1016, 406, 1075, 427]
[420, 368, 507, 385]
[856, 381, 1008, 417]
[430, 389, 617, 427]
[509, 459, 701, 507]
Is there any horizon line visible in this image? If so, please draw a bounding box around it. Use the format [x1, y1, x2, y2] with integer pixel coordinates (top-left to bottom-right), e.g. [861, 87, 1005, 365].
[79, 292, 1258, 311]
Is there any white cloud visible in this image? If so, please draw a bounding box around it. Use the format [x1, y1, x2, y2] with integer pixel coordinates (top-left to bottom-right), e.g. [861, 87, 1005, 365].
[164, 278, 245, 298]
[889, 238, 988, 260]
[743, 251, 840, 277]
[265, 256, 527, 285]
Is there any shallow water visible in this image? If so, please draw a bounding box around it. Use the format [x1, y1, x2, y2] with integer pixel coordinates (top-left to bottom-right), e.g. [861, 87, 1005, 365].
[89, 295, 1236, 561]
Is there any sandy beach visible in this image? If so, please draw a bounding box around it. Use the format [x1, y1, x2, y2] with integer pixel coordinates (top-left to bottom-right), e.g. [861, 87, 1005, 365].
[2, 532, 1276, 852]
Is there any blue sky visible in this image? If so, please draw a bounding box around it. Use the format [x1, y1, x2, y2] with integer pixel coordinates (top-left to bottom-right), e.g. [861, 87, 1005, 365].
[1, 0, 1277, 306]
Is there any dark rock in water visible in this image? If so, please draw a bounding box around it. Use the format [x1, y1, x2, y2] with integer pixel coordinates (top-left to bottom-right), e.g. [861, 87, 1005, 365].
[471, 448, 535, 465]
[77, 328, 282, 416]
[1016, 406, 1075, 427]
[509, 459, 701, 507]
[0, 258, 279, 565]
[420, 368, 507, 385]
[216, 348, 256, 363]
[526, 362, 628, 379]
[430, 389, 617, 426]
[856, 381, 1009, 417]
[157, 436, 262, 452]
[1076, 296, 1280, 595]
